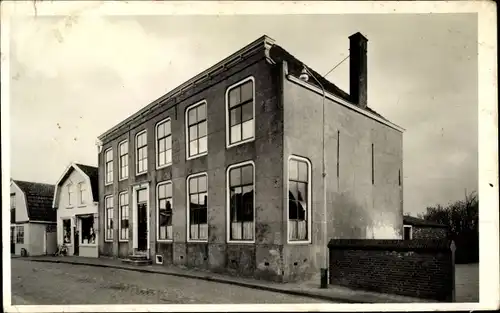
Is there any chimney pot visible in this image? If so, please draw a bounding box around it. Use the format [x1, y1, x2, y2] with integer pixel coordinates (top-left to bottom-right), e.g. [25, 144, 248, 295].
[349, 32, 368, 108]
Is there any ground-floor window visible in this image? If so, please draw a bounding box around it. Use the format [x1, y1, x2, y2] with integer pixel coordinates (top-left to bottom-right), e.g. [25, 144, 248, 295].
[11, 226, 15, 243]
[288, 156, 311, 242]
[228, 161, 254, 241]
[80, 215, 96, 244]
[105, 196, 114, 241]
[187, 174, 208, 241]
[119, 192, 129, 241]
[157, 182, 173, 240]
[62, 219, 71, 244]
[16, 225, 24, 244]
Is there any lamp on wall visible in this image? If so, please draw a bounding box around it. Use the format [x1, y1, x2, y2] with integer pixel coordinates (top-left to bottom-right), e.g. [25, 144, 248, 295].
[300, 64, 328, 289]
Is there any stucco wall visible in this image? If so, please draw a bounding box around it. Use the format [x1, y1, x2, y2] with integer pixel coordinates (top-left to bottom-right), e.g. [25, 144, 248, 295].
[56, 168, 99, 256]
[283, 72, 403, 274]
[11, 183, 28, 222]
[28, 223, 46, 256]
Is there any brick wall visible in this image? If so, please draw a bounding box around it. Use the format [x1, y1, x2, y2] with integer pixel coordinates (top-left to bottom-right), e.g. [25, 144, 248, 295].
[328, 239, 455, 302]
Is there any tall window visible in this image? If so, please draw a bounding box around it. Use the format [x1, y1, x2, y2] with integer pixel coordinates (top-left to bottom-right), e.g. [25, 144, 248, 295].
[119, 140, 129, 180]
[105, 148, 113, 184]
[78, 183, 86, 204]
[157, 182, 173, 241]
[10, 194, 15, 223]
[105, 196, 114, 241]
[136, 131, 148, 174]
[68, 184, 74, 206]
[228, 162, 254, 241]
[187, 174, 208, 241]
[186, 101, 208, 158]
[288, 157, 311, 242]
[156, 119, 172, 168]
[119, 192, 129, 241]
[227, 78, 254, 146]
[62, 219, 71, 244]
[16, 226, 24, 244]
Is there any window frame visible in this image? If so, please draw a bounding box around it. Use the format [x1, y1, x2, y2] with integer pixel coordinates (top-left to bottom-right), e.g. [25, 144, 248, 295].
[403, 225, 413, 240]
[67, 184, 74, 207]
[16, 225, 24, 244]
[79, 215, 96, 245]
[155, 118, 173, 170]
[226, 160, 256, 244]
[135, 130, 148, 176]
[62, 219, 71, 245]
[104, 195, 114, 242]
[78, 182, 86, 205]
[156, 180, 174, 242]
[186, 172, 209, 243]
[104, 148, 113, 185]
[286, 155, 313, 244]
[118, 192, 129, 242]
[118, 140, 129, 181]
[185, 100, 208, 160]
[225, 76, 256, 149]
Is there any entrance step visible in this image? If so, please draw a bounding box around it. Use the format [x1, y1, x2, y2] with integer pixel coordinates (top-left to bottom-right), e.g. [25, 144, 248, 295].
[121, 253, 152, 266]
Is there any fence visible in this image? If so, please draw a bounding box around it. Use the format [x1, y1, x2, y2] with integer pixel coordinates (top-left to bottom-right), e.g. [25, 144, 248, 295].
[328, 239, 456, 302]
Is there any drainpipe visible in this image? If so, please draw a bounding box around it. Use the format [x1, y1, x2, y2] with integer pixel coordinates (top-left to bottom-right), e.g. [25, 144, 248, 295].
[300, 65, 328, 288]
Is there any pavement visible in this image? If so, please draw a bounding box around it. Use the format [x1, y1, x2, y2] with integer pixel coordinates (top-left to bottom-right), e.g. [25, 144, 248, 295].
[11, 255, 431, 304]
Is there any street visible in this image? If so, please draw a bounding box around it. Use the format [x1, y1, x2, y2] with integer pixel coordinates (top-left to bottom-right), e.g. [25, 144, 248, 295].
[10, 259, 327, 305]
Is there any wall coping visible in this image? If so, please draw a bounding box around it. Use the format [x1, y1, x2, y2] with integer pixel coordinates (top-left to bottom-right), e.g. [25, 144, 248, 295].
[328, 239, 455, 252]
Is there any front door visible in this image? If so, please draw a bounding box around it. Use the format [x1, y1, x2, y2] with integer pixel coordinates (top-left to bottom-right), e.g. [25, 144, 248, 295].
[137, 189, 148, 251]
[74, 226, 79, 256]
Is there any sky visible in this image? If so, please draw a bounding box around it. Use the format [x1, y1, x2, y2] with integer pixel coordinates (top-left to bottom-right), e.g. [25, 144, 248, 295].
[7, 13, 478, 217]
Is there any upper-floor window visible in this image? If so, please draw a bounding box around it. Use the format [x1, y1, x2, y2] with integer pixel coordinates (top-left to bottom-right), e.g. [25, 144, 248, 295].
[119, 140, 129, 180]
[78, 182, 86, 205]
[105, 148, 113, 184]
[226, 77, 255, 147]
[68, 184, 75, 206]
[187, 173, 208, 241]
[288, 156, 312, 242]
[227, 161, 255, 242]
[105, 196, 114, 241]
[156, 119, 172, 168]
[186, 101, 208, 159]
[136, 130, 147, 175]
[157, 181, 173, 241]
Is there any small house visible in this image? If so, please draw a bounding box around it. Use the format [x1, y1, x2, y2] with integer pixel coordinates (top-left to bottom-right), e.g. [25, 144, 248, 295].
[403, 215, 449, 240]
[53, 162, 99, 258]
[10, 179, 57, 256]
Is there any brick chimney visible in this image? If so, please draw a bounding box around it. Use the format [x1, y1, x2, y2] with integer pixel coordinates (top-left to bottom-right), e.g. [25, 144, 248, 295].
[349, 32, 368, 108]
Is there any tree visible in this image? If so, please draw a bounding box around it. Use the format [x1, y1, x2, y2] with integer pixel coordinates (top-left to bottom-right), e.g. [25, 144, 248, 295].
[418, 191, 479, 264]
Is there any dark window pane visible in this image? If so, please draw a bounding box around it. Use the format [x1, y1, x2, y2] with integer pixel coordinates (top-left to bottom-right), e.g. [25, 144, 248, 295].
[241, 186, 254, 221]
[240, 81, 253, 103]
[298, 203, 306, 220]
[289, 181, 298, 201]
[241, 103, 253, 122]
[229, 88, 240, 108]
[297, 182, 307, 203]
[298, 161, 308, 182]
[230, 168, 241, 187]
[230, 107, 241, 126]
[241, 165, 253, 185]
[289, 197, 298, 219]
[199, 209, 208, 224]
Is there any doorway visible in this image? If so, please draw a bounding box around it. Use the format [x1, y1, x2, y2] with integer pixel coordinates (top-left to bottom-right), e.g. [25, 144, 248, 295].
[74, 226, 79, 256]
[137, 188, 148, 251]
[10, 226, 15, 253]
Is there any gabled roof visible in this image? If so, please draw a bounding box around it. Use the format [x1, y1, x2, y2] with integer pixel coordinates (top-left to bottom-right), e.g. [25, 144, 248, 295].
[403, 215, 448, 228]
[12, 180, 56, 222]
[53, 162, 99, 208]
[74, 163, 99, 202]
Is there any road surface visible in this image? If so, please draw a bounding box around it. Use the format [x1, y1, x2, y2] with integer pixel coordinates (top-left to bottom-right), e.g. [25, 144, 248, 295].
[10, 258, 328, 305]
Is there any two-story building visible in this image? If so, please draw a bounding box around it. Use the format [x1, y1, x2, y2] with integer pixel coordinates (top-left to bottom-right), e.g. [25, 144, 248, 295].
[96, 33, 404, 282]
[10, 179, 57, 256]
[53, 162, 99, 258]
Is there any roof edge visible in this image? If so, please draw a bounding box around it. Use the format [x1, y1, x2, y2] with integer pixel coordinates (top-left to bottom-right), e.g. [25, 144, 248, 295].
[98, 35, 275, 141]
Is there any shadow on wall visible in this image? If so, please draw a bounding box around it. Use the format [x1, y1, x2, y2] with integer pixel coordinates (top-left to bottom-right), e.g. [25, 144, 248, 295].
[329, 192, 400, 239]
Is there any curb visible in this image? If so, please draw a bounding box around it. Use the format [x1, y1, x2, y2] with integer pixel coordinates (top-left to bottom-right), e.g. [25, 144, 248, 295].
[20, 258, 363, 303]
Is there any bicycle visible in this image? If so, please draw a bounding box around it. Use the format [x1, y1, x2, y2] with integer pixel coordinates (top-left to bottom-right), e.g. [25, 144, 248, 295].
[55, 244, 68, 257]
